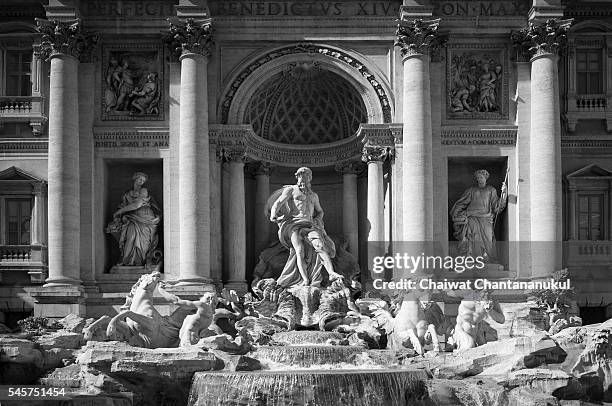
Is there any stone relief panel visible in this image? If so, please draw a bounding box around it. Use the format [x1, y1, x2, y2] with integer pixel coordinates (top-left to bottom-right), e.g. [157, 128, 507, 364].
[101, 44, 164, 121]
[446, 45, 508, 121]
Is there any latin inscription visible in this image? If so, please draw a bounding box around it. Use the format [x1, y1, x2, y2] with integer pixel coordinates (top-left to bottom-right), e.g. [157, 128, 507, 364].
[83, 0, 530, 18]
[434, 1, 529, 17]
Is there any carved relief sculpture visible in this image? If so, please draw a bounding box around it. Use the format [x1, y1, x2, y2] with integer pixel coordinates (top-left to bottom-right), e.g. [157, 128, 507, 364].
[450, 169, 507, 263]
[446, 47, 507, 120]
[102, 47, 162, 120]
[105, 172, 162, 267]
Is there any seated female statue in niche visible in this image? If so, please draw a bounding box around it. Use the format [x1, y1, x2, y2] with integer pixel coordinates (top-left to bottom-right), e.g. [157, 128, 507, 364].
[106, 172, 162, 267]
[450, 169, 507, 263]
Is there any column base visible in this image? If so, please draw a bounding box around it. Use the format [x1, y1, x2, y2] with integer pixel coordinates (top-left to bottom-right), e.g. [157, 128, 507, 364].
[164, 283, 216, 300]
[223, 280, 248, 295]
[43, 276, 82, 287]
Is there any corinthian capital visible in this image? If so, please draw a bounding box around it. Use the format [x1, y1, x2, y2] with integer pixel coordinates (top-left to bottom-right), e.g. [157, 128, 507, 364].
[167, 18, 213, 58]
[35, 19, 98, 62]
[395, 18, 445, 58]
[362, 146, 393, 163]
[511, 18, 573, 59]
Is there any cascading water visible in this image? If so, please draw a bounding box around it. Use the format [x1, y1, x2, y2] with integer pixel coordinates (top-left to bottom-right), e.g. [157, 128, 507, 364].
[188, 369, 433, 406]
[253, 345, 365, 367]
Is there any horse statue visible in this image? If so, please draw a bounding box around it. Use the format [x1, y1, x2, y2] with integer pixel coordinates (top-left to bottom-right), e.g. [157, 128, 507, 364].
[105, 271, 192, 348]
[370, 290, 444, 355]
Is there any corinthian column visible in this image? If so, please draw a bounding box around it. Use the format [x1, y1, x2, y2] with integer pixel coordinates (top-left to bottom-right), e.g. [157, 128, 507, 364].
[249, 162, 274, 257]
[35, 19, 96, 286]
[362, 146, 392, 287]
[223, 151, 247, 294]
[335, 161, 364, 258]
[395, 18, 442, 242]
[168, 18, 213, 286]
[514, 18, 572, 278]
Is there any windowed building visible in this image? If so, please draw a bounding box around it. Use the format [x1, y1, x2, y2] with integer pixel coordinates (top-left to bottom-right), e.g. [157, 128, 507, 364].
[0, 0, 611, 325]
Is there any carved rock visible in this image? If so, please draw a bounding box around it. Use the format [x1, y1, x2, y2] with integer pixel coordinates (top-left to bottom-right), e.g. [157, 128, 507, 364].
[196, 333, 252, 355]
[0, 337, 44, 368]
[57, 314, 90, 334]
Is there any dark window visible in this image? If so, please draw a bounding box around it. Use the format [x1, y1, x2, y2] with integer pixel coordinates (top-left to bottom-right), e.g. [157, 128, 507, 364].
[576, 50, 603, 95]
[578, 193, 604, 240]
[5, 50, 32, 96]
[5, 198, 31, 245]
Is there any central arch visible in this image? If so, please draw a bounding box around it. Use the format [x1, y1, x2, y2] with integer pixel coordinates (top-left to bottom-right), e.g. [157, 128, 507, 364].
[220, 43, 394, 126]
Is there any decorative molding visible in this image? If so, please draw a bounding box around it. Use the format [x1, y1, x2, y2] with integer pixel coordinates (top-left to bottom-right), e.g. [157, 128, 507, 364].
[395, 18, 446, 58]
[335, 161, 366, 175]
[220, 43, 392, 124]
[166, 17, 213, 58]
[210, 124, 399, 167]
[35, 18, 98, 62]
[446, 44, 509, 121]
[93, 130, 169, 148]
[0, 139, 48, 154]
[100, 42, 164, 121]
[511, 18, 573, 59]
[562, 138, 612, 151]
[440, 128, 517, 145]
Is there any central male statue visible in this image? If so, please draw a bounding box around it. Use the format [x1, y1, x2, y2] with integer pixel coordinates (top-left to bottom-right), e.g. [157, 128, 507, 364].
[268, 167, 344, 288]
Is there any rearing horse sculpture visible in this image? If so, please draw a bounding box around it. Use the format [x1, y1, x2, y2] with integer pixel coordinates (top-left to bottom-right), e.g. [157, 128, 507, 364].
[106, 271, 192, 348]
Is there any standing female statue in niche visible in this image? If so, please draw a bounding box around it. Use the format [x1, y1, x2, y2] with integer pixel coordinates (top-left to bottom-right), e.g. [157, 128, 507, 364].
[107, 172, 161, 267]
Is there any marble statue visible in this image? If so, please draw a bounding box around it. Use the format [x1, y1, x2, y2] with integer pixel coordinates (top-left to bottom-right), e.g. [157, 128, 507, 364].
[267, 167, 344, 288]
[449, 290, 505, 351]
[370, 290, 444, 355]
[105, 272, 192, 348]
[129, 72, 160, 115]
[450, 169, 507, 263]
[105, 172, 162, 267]
[154, 289, 218, 347]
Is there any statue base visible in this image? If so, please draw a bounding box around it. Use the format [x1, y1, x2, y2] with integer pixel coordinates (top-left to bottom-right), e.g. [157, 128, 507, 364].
[289, 286, 321, 327]
[109, 264, 161, 274]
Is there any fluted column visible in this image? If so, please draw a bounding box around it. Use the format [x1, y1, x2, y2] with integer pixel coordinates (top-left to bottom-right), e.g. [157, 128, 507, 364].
[223, 152, 247, 294]
[514, 18, 572, 277]
[36, 19, 96, 286]
[335, 161, 364, 257]
[168, 18, 213, 285]
[362, 147, 391, 286]
[249, 162, 273, 256]
[395, 18, 442, 242]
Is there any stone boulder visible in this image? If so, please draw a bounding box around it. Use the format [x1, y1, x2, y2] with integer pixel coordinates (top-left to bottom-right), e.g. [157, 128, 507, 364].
[58, 314, 90, 334]
[431, 332, 566, 378]
[34, 330, 84, 369]
[75, 341, 221, 406]
[196, 333, 252, 355]
[0, 337, 44, 384]
[0, 337, 44, 368]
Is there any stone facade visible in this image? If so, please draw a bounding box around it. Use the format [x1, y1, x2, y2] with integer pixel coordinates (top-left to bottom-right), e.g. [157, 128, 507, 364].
[0, 0, 610, 324]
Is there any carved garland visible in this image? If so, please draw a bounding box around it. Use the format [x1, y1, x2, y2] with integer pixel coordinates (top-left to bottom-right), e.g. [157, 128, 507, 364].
[220, 44, 392, 124]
